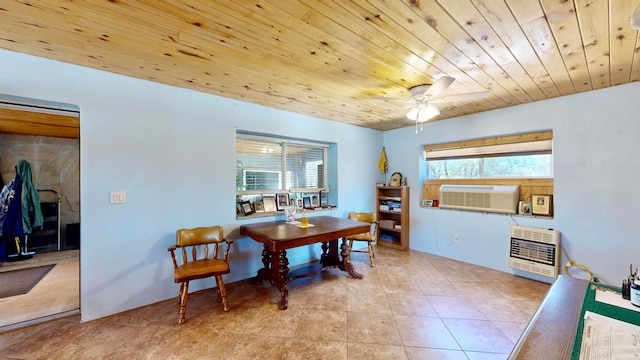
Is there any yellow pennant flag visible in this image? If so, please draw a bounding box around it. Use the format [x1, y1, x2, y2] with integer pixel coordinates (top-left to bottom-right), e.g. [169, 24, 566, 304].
[378, 147, 388, 173]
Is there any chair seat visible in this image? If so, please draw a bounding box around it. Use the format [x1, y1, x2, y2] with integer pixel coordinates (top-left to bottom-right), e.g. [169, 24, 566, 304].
[174, 258, 230, 283]
[346, 232, 376, 242]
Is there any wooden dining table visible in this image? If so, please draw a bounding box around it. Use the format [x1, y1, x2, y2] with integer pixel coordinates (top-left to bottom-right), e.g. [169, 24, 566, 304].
[239, 216, 371, 309]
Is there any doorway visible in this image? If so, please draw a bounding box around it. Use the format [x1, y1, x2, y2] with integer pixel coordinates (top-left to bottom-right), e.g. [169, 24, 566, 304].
[0, 95, 80, 330]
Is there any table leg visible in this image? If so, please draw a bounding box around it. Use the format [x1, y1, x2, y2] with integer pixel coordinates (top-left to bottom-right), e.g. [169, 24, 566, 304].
[320, 241, 329, 264]
[262, 244, 271, 271]
[340, 237, 363, 279]
[254, 244, 272, 283]
[278, 250, 289, 310]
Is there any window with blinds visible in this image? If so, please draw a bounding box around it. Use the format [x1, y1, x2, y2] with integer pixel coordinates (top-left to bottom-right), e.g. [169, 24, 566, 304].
[236, 131, 329, 194]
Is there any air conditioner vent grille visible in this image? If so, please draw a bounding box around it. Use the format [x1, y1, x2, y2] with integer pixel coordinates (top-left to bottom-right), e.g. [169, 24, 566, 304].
[442, 191, 490, 208]
[439, 185, 519, 214]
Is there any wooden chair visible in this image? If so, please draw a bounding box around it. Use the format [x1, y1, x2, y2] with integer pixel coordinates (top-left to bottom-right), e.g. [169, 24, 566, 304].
[168, 225, 233, 324]
[345, 212, 378, 267]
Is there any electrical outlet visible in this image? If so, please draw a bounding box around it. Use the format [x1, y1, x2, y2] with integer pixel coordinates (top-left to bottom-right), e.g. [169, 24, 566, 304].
[453, 234, 460, 242]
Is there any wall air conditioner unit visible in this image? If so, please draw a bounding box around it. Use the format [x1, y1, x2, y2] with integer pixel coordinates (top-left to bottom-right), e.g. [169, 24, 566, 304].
[509, 225, 560, 279]
[439, 185, 519, 214]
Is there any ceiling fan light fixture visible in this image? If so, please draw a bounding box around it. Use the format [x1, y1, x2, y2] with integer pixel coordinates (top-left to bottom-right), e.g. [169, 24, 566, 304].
[417, 105, 440, 122]
[405, 106, 420, 121]
[633, 5, 640, 30]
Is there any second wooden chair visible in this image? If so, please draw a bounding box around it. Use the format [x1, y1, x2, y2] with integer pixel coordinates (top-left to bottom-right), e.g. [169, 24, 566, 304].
[345, 212, 378, 267]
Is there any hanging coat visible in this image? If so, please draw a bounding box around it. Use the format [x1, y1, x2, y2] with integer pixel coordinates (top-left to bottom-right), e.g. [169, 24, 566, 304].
[16, 160, 43, 234]
[0, 177, 23, 236]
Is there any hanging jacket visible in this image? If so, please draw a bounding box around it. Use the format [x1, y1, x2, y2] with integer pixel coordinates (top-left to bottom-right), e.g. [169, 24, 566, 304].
[16, 160, 43, 234]
[0, 177, 24, 236]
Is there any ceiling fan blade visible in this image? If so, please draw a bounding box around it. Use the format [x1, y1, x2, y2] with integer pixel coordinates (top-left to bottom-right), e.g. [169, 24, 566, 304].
[371, 96, 413, 103]
[424, 76, 455, 98]
[430, 91, 490, 103]
[381, 105, 415, 116]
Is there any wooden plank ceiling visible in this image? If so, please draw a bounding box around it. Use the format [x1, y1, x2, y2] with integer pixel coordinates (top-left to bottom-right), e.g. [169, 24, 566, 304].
[1, 0, 639, 132]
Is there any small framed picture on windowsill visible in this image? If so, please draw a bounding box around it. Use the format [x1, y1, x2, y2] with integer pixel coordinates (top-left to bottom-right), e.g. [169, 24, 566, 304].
[518, 201, 532, 215]
[276, 193, 289, 211]
[303, 196, 312, 209]
[239, 201, 254, 216]
[531, 195, 553, 216]
[263, 196, 277, 212]
[310, 194, 319, 208]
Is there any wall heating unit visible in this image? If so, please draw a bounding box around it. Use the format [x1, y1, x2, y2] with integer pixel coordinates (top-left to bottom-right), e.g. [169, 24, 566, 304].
[509, 225, 560, 279]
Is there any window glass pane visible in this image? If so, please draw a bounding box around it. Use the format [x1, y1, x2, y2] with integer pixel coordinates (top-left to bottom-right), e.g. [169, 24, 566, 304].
[428, 154, 552, 179]
[286, 144, 324, 189]
[236, 139, 283, 191]
[482, 154, 552, 177]
[236, 132, 329, 194]
[428, 159, 480, 179]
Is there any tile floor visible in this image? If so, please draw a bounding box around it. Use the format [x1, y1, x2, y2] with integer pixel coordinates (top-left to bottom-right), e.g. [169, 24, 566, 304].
[0, 245, 550, 360]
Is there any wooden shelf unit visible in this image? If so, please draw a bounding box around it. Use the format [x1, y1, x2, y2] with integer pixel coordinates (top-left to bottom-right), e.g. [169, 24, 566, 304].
[376, 186, 409, 250]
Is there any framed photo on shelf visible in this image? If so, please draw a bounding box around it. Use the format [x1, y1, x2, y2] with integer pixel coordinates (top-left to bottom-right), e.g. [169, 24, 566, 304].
[239, 201, 254, 216]
[531, 195, 553, 216]
[518, 201, 532, 215]
[303, 196, 312, 209]
[310, 194, 319, 208]
[263, 196, 277, 212]
[254, 199, 264, 213]
[276, 193, 289, 211]
[296, 197, 304, 209]
[320, 194, 328, 207]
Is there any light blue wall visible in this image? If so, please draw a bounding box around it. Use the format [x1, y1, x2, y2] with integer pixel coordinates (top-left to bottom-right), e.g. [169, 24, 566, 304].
[0, 49, 382, 321]
[384, 82, 640, 285]
[3, 47, 637, 322]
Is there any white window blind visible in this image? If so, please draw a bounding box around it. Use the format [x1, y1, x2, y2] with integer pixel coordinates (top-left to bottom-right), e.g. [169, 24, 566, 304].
[236, 132, 329, 194]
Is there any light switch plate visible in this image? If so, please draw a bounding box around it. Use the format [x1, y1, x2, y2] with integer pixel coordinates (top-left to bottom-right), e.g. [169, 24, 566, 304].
[110, 191, 127, 204]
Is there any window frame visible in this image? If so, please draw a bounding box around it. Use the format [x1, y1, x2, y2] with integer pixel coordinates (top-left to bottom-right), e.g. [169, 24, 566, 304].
[236, 131, 330, 196]
[424, 131, 553, 180]
[421, 130, 554, 214]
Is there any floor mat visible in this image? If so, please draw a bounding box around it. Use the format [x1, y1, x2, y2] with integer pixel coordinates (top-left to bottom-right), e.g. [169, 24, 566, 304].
[0, 264, 56, 299]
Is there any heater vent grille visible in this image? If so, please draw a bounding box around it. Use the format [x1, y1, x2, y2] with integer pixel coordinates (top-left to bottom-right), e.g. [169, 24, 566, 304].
[508, 225, 560, 279]
[510, 238, 555, 265]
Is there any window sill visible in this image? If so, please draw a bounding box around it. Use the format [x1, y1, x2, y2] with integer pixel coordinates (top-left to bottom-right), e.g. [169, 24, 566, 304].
[419, 206, 554, 218]
[236, 206, 337, 220]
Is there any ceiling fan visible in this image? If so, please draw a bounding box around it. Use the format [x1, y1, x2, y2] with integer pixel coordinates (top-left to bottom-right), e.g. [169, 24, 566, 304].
[373, 76, 490, 132]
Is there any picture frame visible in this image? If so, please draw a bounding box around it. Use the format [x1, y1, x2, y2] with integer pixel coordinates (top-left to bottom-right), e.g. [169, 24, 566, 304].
[518, 201, 532, 215]
[320, 194, 328, 207]
[296, 197, 304, 209]
[254, 199, 264, 213]
[263, 196, 277, 212]
[276, 193, 289, 211]
[303, 196, 312, 209]
[310, 194, 319, 208]
[531, 195, 553, 216]
[283, 205, 296, 222]
[239, 201, 254, 216]
[422, 199, 433, 207]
